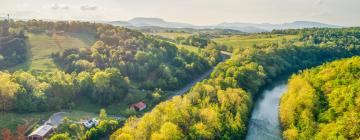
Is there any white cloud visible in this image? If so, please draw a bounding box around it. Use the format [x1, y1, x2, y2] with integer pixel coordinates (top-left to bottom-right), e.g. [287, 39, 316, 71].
[50, 4, 70, 10]
[312, 11, 329, 18]
[80, 5, 98, 11]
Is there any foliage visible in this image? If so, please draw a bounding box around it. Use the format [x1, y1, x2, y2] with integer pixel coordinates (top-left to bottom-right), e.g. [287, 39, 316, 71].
[83, 119, 119, 140]
[176, 34, 212, 48]
[52, 109, 120, 140]
[52, 24, 221, 90]
[0, 124, 27, 140]
[49, 133, 72, 140]
[280, 57, 360, 140]
[111, 27, 360, 139]
[0, 68, 129, 112]
[0, 38, 28, 69]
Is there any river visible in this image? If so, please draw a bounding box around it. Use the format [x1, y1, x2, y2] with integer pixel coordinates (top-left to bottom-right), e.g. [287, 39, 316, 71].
[245, 78, 288, 140]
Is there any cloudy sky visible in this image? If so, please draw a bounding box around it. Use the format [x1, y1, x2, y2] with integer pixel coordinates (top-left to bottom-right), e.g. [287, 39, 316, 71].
[0, 0, 359, 26]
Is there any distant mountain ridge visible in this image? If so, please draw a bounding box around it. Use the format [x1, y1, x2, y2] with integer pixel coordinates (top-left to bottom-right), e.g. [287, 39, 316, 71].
[109, 17, 341, 33]
[216, 21, 341, 31]
[110, 17, 197, 29]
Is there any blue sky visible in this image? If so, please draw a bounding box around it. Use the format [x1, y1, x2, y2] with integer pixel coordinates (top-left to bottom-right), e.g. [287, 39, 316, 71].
[0, 0, 359, 26]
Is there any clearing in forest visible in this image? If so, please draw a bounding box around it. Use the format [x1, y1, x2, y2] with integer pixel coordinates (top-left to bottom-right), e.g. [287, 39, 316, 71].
[6, 33, 96, 72]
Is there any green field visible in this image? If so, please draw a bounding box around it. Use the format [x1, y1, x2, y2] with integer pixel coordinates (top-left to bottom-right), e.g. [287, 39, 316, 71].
[214, 34, 299, 49]
[73, 89, 152, 117]
[0, 112, 52, 133]
[7, 32, 96, 72]
[152, 32, 192, 40]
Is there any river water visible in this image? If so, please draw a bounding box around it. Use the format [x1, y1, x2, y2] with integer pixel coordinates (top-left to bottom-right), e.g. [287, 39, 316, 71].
[245, 79, 288, 140]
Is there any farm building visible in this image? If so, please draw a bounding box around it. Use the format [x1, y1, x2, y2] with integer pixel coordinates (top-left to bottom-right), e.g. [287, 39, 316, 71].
[27, 124, 54, 140]
[130, 101, 147, 111]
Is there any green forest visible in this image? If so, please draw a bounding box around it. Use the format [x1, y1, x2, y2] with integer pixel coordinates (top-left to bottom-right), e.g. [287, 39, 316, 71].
[280, 57, 360, 140]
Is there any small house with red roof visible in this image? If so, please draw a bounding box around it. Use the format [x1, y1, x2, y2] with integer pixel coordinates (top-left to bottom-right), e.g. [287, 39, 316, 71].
[130, 101, 147, 111]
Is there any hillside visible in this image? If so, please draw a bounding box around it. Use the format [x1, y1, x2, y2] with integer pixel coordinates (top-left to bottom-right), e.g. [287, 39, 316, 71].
[109, 17, 341, 33]
[214, 34, 299, 51]
[215, 21, 340, 32]
[280, 57, 360, 139]
[111, 28, 360, 140]
[110, 17, 197, 28]
[6, 33, 96, 72]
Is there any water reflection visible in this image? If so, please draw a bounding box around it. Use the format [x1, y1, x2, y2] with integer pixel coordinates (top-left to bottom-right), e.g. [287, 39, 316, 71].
[245, 81, 288, 140]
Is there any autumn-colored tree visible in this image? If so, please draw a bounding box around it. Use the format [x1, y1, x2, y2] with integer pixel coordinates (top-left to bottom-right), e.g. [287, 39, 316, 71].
[16, 124, 27, 140]
[1, 128, 14, 140]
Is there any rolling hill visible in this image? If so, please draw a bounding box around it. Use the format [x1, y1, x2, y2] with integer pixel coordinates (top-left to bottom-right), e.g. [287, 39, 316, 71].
[109, 17, 341, 33]
[216, 21, 341, 32]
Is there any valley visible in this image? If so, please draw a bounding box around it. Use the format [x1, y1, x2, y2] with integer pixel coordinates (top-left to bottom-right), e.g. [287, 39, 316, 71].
[0, 18, 359, 140]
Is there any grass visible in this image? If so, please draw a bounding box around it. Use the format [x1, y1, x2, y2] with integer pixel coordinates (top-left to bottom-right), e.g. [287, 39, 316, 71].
[176, 44, 202, 54]
[6, 32, 96, 72]
[0, 112, 52, 132]
[214, 34, 299, 49]
[148, 32, 201, 54]
[153, 32, 192, 40]
[73, 89, 151, 117]
[62, 111, 98, 121]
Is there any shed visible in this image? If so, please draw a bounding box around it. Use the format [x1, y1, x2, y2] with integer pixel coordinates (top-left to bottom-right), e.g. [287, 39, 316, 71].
[130, 101, 147, 111]
[27, 124, 54, 140]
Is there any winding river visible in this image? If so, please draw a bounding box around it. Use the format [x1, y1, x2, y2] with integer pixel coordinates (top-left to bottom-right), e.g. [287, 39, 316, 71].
[245, 78, 289, 140]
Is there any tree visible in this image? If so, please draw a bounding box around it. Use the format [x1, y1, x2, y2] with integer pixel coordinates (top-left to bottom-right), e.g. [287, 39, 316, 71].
[45, 71, 77, 110]
[151, 122, 184, 140]
[49, 133, 71, 140]
[1, 128, 14, 140]
[99, 109, 107, 120]
[0, 72, 20, 111]
[92, 68, 129, 105]
[16, 124, 27, 140]
[280, 57, 360, 139]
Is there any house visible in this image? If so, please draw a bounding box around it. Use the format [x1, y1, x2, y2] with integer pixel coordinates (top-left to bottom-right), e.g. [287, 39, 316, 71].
[27, 124, 54, 140]
[130, 101, 147, 111]
[82, 118, 99, 128]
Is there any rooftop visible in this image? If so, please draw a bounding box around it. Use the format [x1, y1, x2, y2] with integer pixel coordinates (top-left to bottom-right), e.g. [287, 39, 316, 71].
[131, 101, 147, 109]
[28, 124, 53, 137]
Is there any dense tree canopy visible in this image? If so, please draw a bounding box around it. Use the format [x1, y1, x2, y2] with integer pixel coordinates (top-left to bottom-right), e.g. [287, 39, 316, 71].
[0, 20, 221, 112]
[280, 57, 360, 140]
[52, 24, 221, 90]
[0, 68, 130, 112]
[0, 20, 28, 69]
[176, 34, 212, 48]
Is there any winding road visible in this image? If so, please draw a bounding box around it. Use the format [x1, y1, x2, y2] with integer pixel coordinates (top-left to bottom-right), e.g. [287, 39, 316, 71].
[167, 51, 231, 99]
[167, 67, 214, 99]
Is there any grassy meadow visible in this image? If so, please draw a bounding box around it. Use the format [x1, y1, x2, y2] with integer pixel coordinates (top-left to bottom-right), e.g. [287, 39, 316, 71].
[214, 34, 299, 49]
[176, 44, 201, 53]
[0, 112, 52, 133]
[153, 32, 192, 40]
[6, 32, 96, 72]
